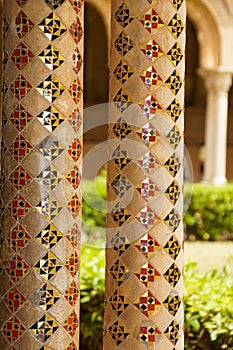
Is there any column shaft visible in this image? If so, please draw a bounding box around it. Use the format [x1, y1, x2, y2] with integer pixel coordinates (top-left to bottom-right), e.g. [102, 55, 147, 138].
[104, 1, 186, 349]
[0, 1, 83, 349]
[202, 71, 232, 185]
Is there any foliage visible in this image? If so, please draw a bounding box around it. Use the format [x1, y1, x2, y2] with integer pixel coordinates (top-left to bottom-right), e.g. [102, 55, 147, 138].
[80, 246, 105, 350]
[184, 260, 233, 350]
[82, 170, 107, 243]
[184, 183, 233, 240]
[80, 246, 233, 350]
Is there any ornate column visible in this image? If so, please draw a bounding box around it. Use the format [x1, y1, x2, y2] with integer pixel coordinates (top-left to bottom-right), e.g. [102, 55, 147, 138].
[104, 1, 186, 349]
[0, 1, 83, 349]
[201, 70, 232, 185]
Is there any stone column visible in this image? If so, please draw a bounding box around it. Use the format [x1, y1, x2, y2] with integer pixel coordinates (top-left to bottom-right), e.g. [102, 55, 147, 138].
[104, 1, 186, 349]
[0, 1, 83, 349]
[201, 70, 232, 185]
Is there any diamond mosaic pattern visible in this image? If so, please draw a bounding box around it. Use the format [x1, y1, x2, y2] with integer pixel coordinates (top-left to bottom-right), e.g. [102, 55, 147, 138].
[34, 252, 62, 281]
[10, 105, 33, 131]
[167, 99, 182, 122]
[7, 194, 32, 221]
[164, 262, 181, 287]
[67, 194, 81, 219]
[165, 180, 181, 205]
[164, 320, 180, 345]
[135, 263, 160, 287]
[163, 294, 181, 316]
[114, 31, 134, 56]
[108, 320, 129, 346]
[2, 2, 83, 348]
[30, 314, 59, 342]
[141, 39, 163, 62]
[37, 283, 60, 311]
[11, 42, 34, 70]
[3, 317, 26, 343]
[68, 108, 82, 133]
[9, 134, 32, 162]
[167, 42, 183, 67]
[7, 224, 31, 252]
[134, 233, 160, 259]
[70, 18, 83, 44]
[112, 117, 132, 139]
[110, 259, 129, 287]
[115, 3, 134, 27]
[166, 70, 183, 95]
[139, 95, 163, 120]
[37, 75, 65, 102]
[111, 203, 131, 227]
[139, 8, 164, 33]
[37, 106, 65, 132]
[9, 165, 32, 190]
[111, 174, 132, 199]
[15, 11, 34, 39]
[164, 235, 181, 260]
[136, 123, 160, 147]
[164, 208, 181, 233]
[168, 13, 184, 39]
[110, 232, 130, 255]
[10, 74, 32, 100]
[135, 206, 159, 230]
[113, 60, 134, 84]
[113, 88, 132, 112]
[112, 145, 132, 170]
[38, 44, 65, 70]
[36, 195, 63, 220]
[134, 290, 160, 317]
[37, 165, 62, 190]
[6, 255, 30, 284]
[105, 2, 185, 347]
[35, 224, 63, 249]
[140, 66, 163, 90]
[4, 287, 26, 313]
[164, 153, 181, 177]
[69, 0, 84, 14]
[109, 290, 129, 316]
[137, 151, 160, 174]
[39, 13, 66, 41]
[136, 178, 159, 202]
[65, 251, 79, 277]
[63, 312, 78, 337]
[140, 326, 161, 345]
[64, 280, 79, 307]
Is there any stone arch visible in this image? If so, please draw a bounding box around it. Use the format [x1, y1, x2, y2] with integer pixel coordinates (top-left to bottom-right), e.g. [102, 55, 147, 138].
[187, 0, 221, 69]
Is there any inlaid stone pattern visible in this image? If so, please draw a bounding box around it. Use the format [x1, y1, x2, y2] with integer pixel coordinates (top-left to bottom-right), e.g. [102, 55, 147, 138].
[105, 0, 185, 349]
[1, 1, 83, 349]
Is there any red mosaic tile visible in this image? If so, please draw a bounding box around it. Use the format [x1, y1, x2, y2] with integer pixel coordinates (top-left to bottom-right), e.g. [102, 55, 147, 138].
[10, 74, 32, 100]
[4, 287, 26, 313]
[7, 194, 32, 221]
[68, 138, 82, 162]
[66, 165, 81, 190]
[6, 255, 30, 284]
[68, 108, 82, 133]
[11, 42, 34, 70]
[68, 79, 82, 104]
[9, 134, 32, 162]
[9, 165, 32, 190]
[7, 224, 31, 253]
[10, 104, 33, 131]
[69, 0, 84, 14]
[15, 11, 34, 39]
[135, 263, 160, 287]
[3, 316, 26, 343]
[63, 311, 78, 337]
[64, 280, 79, 307]
[65, 251, 79, 277]
[69, 18, 83, 45]
[67, 194, 81, 219]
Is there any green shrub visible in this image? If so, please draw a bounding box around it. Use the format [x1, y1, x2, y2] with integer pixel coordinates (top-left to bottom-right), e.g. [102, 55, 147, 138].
[184, 183, 233, 240]
[184, 260, 233, 350]
[80, 246, 233, 350]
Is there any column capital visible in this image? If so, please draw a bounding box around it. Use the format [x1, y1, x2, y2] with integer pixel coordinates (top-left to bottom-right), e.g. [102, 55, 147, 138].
[198, 69, 232, 93]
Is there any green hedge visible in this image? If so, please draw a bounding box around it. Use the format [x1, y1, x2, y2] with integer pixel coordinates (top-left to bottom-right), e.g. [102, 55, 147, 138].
[80, 246, 233, 350]
[184, 183, 233, 241]
[82, 173, 233, 241]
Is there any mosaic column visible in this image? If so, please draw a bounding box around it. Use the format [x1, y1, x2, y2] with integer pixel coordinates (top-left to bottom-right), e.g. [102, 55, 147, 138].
[0, 1, 83, 349]
[104, 1, 186, 349]
[201, 70, 232, 185]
